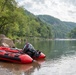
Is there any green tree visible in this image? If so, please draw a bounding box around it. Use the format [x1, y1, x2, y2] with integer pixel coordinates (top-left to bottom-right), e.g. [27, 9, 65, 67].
[69, 28, 76, 38]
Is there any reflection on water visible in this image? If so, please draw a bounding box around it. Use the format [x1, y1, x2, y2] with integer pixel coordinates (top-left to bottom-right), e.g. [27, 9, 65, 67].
[0, 59, 45, 75]
[1, 40, 76, 75]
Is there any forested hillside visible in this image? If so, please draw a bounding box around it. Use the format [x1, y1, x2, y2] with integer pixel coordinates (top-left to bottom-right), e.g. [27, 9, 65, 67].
[0, 0, 52, 39]
[38, 15, 76, 38]
[68, 27, 76, 38]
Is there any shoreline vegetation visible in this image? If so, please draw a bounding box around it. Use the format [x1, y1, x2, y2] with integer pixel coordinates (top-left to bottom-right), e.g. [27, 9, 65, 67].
[13, 36, 76, 44]
[0, 34, 76, 48]
[0, 0, 76, 42]
[0, 0, 52, 40]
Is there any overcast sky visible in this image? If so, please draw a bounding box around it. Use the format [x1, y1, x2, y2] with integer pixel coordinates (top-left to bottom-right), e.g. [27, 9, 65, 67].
[16, 0, 76, 22]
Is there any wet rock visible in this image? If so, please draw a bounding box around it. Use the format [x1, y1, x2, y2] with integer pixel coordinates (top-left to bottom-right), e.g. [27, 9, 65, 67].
[0, 34, 15, 48]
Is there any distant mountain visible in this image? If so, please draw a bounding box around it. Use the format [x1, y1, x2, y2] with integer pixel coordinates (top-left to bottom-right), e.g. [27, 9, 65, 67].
[37, 15, 76, 38]
[21, 10, 52, 38]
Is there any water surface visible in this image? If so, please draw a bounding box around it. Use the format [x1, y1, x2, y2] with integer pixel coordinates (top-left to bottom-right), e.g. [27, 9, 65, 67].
[0, 40, 76, 75]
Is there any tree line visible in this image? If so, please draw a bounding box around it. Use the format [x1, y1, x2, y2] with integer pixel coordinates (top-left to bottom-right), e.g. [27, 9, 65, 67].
[69, 28, 76, 38]
[0, 0, 52, 39]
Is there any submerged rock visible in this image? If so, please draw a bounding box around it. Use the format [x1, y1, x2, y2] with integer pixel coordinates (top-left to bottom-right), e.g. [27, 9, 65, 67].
[0, 34, 15, 48]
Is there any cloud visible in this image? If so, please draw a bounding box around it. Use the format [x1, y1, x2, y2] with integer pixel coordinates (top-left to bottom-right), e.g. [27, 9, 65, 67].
[32, 0, 45, 4]
[24, 2, 33, 9]
[60, 0, 76, 6]
[16, 0, 76, 22]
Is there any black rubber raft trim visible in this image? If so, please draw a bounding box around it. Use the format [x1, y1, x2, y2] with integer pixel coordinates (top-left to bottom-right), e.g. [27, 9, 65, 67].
[0, 54, 21, 61]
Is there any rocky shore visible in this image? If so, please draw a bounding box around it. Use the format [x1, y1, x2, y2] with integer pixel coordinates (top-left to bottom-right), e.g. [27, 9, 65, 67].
[0, 34, 15, 48]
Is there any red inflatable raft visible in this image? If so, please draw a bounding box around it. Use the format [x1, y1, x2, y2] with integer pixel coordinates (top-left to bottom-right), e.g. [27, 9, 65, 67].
[0, 48, 33, 64]
[0, 46, 45, 63]
[0, 46, 46, 60]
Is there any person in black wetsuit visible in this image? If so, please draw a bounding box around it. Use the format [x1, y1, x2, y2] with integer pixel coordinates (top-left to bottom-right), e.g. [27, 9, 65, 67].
[23, 43, 41, 58]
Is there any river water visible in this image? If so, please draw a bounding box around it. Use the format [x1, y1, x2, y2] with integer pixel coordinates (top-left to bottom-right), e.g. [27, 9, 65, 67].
[0, 40, 76, 75]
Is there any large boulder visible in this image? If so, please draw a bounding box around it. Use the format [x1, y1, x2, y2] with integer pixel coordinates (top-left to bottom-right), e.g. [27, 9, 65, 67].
[0, 34, 15, 48]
